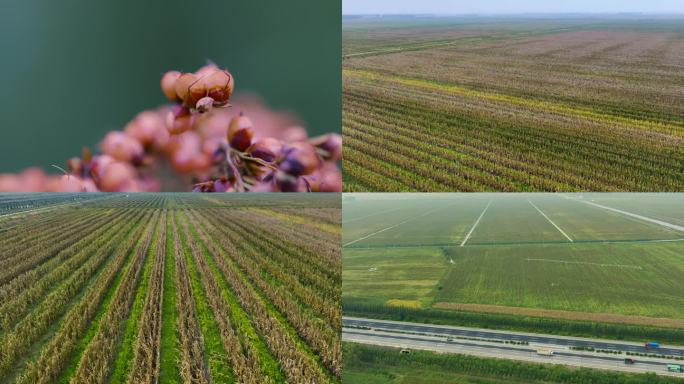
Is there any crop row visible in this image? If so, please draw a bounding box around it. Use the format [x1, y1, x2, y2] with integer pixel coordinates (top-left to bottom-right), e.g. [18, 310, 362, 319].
[0, 194, 341, 383]
[343, 71, 684, 191]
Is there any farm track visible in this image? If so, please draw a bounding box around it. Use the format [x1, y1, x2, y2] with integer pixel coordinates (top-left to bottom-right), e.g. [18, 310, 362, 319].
[0, 194, 341, 383]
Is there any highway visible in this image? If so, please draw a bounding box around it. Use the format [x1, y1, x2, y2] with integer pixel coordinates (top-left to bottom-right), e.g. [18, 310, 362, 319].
[343, 317, 684, 377]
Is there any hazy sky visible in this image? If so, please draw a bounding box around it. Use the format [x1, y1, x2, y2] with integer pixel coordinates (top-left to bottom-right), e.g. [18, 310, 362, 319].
[343, 0, 684, 15]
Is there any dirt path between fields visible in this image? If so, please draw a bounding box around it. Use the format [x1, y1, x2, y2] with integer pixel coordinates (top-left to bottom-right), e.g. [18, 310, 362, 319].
[433, 302, 684, 329]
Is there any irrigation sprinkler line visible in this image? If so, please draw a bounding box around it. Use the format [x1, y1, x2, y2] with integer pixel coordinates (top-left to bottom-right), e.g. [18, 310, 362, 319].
[460, 200, 492, 247]
[573, 199, 684, 234]
[343, 237, 684, 250]
[527, 199, 573, 242]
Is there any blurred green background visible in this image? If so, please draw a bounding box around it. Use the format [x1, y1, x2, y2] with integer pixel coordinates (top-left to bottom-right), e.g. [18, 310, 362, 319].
[0, 0, 341, 172]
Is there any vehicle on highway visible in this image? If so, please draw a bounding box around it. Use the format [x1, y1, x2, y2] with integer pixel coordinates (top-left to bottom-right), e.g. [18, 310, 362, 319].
[645, 342, 660, 349]
[624, 358, 636, 365]
[667, 364, 684, 373]
[536, 348, 554, 356]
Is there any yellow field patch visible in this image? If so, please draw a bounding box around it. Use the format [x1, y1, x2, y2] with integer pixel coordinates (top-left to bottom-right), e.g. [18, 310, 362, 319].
[386, 299, 422, 309]
[251, 208, 339, 235]
[344, 69, 683, 137]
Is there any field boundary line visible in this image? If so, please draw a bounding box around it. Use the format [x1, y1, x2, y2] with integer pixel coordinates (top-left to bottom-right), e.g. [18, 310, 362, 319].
[460, 200, 492, 247]
[527, 199, 573, 242]
[524, 258, 642, 269]
[343, 208, 440, 247]
[344, 237, 684, 250]
[573, 199, 684, 234]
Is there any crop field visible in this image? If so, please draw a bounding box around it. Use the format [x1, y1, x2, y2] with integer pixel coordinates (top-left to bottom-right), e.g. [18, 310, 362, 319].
[0, 193, 341, 384]
[342, 16, 684, 191]
[343, 193, 684, 327]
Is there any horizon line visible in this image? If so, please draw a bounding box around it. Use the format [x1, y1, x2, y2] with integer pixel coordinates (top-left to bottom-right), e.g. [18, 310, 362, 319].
[342, 12, 684, 16]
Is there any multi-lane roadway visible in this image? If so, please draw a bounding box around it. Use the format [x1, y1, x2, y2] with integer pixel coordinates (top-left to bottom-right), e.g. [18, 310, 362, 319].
[343, 317, 684, 377]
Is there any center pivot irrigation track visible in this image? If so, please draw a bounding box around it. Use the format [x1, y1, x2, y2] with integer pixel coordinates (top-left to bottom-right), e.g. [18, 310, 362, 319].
[0, 193, 341, 384]
[527, 200, 573, 242]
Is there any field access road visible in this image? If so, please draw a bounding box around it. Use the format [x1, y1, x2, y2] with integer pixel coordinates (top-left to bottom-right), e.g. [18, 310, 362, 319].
[343, 317, 684, 376]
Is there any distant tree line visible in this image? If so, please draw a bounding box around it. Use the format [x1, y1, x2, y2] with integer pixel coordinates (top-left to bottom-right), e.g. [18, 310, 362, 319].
[344, 343, 684, 384]
[343, 300, 684, 345]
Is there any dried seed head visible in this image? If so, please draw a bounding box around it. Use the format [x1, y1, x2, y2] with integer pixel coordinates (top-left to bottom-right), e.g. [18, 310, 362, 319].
[306, 162, 342, 192]
[101, 131, 144, 163]
[196, 96, 215, 113]
[124, 110, 168, 147]
[174, 73, 199, 105]
[280, 143, 320, 176]
[204, 70, 234, 106]
[227, 114, 254, 152]
[161, 71, 182, 101]
[311, 133, 342, 161]
[195, 63, 219, 78]
[99, 162, 136, 192]
[248, 137, 282, 163]
[166, 105, 193, 135]
[275, 170, 305, 192]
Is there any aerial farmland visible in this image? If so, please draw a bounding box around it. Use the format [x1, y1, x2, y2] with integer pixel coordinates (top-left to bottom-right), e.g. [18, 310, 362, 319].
[342, 193, 684, 380]
[342, 16, 684, 192]
[343, 193, 684, 324]
[0, 193, 341, 384]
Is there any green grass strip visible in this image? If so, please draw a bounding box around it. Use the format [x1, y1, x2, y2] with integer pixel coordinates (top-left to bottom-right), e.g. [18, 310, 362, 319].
[345, 68, 684, 137]
[195, 212, 338, 383]
[159, 211, 181, 384]
[56, 223, 148, 384]
[187, 216, 286, 382]
[175, 211, 234, 383]
[343, 342, 683, 384]
[109, 214, 162, 384]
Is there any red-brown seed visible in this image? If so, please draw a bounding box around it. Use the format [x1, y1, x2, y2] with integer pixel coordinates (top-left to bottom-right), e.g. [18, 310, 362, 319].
[166, 105, 194, 135]
[196, 97, 215, 113]
[227, 114, 254, 151]
[174, 73, 199, 105]
[279, 143, 320, 176]
[311, 134, 342, 162]
[204, 70, 234, 105]
[161, 71, 182, 101]
[247, 137, 282, 163]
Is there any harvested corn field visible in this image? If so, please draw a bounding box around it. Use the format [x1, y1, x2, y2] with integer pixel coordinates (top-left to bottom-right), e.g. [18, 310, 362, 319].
[342, 16, 684, 192]
[0, 193, 341, 383]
